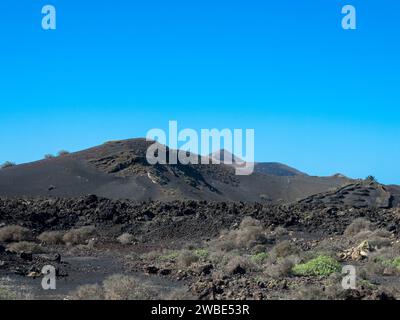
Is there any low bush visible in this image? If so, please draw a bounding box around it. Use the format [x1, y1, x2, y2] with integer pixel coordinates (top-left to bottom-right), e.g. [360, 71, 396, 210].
[176, 250, 199, 268]
[292, 255, 341, 276]
[62, 226, 96, 245]
[159, 251, 179, 262]
[382, 257, 400, 271]
[71, 284, 104, 300]
[267, 257, 296, 278]
[57, 150, 70, 156]
[0, 161, 16, 169]
[0, 286, 17, 300]
[71, 275, 158, 300]
[38, 231, 65, 245]
[0, 225, 32, 242]
[294, 285, 327, 300]
[344, 218, 371, 237]
[7, 241, 43, 254]
[223, 256, 253, 275]
[250, 252, 268, 265]
[210, 217, 267, 251]
[193, 248, 209, 260]
[117, 233, 134, 245]
[270, 240, 297, 259]
[103, 274, 156, 300]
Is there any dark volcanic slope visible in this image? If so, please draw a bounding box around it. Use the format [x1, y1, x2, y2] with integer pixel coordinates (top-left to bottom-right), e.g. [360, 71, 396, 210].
[0, 138, 351, 202]
[299, 181, 395, 208]
[254, 162, 306, 176]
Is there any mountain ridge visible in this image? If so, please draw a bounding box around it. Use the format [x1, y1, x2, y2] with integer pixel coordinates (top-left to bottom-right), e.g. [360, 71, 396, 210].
[1, 138, 396, 206]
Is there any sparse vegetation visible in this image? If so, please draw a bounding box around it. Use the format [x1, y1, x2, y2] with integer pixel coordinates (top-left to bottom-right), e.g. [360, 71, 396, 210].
[292, 255, 341, 277]
[250, 252, 268, 264]
[210, 217, 267, 251]
[70, 284, 104, 300]
[267, 257, 296, 278]
[382, 257, 400, 271]
[366, 175, 378, 183]
[164, 288, 196, 300]
[344, 218, 371, 237]
[38, 231, 65, 245]
[293, 285, 326, 300]
[270, 240, 297, 259]
[224, 256, 253, 275]
[193, 248, 209, 260]
[159, 251, 179, 262]
[62, 226, 96, 245]
[272, 226, 288, 237]
[7, 241, 43, 254]
[1, 189, 400, 300]
[0, 286, 17, 300]
[0, 161, 16, 169]
[57, 150, 70, 156]
[71, 274, 157, 300]
[44, 154, 55, 159]
[117, 233, 134, 245]
[176, 250, 199, 268]
[0, 225, 32, 242]
[103, 274, 156, 300]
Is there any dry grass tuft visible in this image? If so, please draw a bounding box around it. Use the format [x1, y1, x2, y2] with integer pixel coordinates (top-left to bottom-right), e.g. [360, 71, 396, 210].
[7, 241, 43, 254]
[210, 217, 267, 251]
[344, 218, 371, 237]
[0, 225, 32, 243]
[71, 275, 158, 300]
[70, 284, 104, 300]
[117, 233, 134, 245]
[62, 226, 96, 245]
[38, 231, 65, 245]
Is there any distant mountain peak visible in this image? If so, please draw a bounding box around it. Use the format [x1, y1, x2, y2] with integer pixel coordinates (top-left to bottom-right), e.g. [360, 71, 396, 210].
[208, 149, 244, 164]
[254, 162, 306, 177]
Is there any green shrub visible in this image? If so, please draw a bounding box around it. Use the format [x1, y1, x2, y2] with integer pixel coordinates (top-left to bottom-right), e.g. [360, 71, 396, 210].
[0, 286, 17, 300]
[194, 248, 209, 260]
[159, 251, 179, 262]
[250, 252, 268, 264]
[382, 257, 400, 271]
[292, 255, 341, 276]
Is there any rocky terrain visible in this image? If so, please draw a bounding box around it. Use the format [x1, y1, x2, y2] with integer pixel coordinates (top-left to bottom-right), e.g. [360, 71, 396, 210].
[0, 179, 400, 300]
[1, 138, 400, 300]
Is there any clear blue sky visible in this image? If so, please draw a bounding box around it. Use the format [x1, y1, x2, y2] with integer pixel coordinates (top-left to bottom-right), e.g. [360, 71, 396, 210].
[0, 0, 399, 183]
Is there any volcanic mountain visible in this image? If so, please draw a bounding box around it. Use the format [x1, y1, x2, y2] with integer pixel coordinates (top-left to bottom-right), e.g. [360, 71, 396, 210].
[0, 138, 394, 205]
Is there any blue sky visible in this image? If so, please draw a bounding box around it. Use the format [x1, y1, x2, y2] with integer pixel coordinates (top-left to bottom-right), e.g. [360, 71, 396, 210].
[0, 0, 399, 183]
